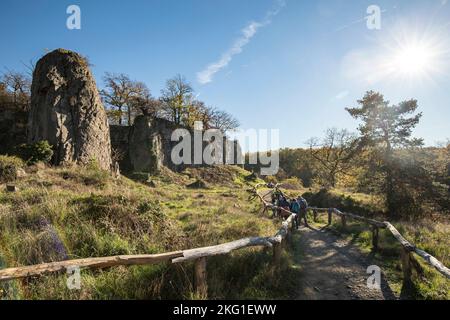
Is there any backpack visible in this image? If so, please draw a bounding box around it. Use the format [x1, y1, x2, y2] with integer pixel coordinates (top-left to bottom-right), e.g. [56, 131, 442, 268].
[290, 201, 300, 213]
[299, 198, 308, 210]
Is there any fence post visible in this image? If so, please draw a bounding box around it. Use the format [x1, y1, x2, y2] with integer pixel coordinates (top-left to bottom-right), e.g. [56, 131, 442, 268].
[328, 208, 333, 225]
[400, 248, 412, 287]
[194, 257, 208, 299]
[372, 226, 379, 251]
[272, 241, 282, 268]
[341, 215, 347, 230]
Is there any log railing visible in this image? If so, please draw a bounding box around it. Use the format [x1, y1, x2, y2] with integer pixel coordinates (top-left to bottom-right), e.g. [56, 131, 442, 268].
[1, 183, 447, 297]
[308, 207, 450, 284]
[0, 185, 297, 298]
[259, 184, 450, 284]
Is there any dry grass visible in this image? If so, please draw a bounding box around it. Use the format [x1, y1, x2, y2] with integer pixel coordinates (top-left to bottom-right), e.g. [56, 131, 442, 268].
[0, 161, 291, 300]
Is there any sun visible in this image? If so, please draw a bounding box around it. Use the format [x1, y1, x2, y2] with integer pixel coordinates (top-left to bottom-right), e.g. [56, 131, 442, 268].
[391, 42, 436, 78]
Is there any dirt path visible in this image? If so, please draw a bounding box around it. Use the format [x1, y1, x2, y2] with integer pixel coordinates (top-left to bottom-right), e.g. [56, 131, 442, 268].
[294, 226, 397, 300]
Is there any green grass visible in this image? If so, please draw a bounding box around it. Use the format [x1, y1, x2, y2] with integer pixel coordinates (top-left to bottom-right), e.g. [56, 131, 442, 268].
[0, 160, 290, 300]
[1, 159, 447, 300]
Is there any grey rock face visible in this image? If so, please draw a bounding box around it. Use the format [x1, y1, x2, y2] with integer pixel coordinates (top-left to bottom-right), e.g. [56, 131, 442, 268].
[129, 115, 163, 173]
[28, 49, 112, 170]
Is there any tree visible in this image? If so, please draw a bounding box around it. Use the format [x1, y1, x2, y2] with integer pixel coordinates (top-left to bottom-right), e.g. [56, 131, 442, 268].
[346, 91, 423, 216]
[160, 74, 193, 125]
[130, 94, 162, 118]
[126, 81, 162, 119]
[1, 70, 31, 109]
[101, 73, 150, 125]
[307, 128, 360, 188]
[208, 108, 240, 133]
[183, 100, 211, 129]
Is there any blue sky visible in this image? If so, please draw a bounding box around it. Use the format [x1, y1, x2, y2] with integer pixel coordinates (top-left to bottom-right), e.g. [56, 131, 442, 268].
[1, 0, 450, 148]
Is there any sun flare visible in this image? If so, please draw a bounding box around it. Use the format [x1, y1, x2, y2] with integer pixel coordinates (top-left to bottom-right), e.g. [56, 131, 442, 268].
[391, 42, 437, 78]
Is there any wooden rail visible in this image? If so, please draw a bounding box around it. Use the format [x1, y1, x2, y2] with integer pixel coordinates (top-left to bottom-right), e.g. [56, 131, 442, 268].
[0, 252, 183, 281]
[308, 206, 450, 282]
[0, 185, 297, 298]
[258, 185, 449, 282]
[1, 183, 447, 298]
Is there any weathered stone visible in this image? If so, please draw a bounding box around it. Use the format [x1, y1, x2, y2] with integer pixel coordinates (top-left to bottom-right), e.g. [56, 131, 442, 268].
[128, 115, 163, 174]
[6, 185, 18, 192]
[187, 179, 208, 189]
[28, 49, 112, 171]
[16, 168, 27, 178]
[110, 116, 243, 174]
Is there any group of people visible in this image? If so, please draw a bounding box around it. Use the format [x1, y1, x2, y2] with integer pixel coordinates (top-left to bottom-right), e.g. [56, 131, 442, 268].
[269, 185, 309, 229]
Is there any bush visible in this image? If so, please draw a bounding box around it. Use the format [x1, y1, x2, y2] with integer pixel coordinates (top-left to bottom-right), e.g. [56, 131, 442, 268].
[0, 155, 24, 183]
[281, 177, 303, 190]
[18, 141, 53, 165]
[302, 188, 377, 216]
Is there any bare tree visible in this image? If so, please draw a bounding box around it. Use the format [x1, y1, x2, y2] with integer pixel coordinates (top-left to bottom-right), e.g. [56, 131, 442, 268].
[1, 70, 31, 108]
[160, 74, 193, 125]
[129, 87, 162, 118]
[308, 128, 360, 188]
[209, 108, 240, 133]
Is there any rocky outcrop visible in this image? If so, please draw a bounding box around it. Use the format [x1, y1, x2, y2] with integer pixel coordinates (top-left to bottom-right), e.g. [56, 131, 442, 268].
[110, 116, 243, 174]
[129, 116, 163, 173]
[28, 49, 112, 170]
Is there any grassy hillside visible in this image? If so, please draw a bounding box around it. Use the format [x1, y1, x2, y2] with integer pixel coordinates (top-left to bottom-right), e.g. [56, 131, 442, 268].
[0, 159, 448, 300]
[0, 160, 300, 300]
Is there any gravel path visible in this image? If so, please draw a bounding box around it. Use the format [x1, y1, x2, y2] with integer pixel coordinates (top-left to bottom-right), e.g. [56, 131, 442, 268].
[294, 226, 397, 300]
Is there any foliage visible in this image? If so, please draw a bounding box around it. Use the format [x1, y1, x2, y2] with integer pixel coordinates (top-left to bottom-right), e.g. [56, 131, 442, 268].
[17, 140, 53, 165]
[307, 128, 360, 188]
[0, 155, 24, 183]
[346, 91, 424, 217]
[101, 73, 154, 126]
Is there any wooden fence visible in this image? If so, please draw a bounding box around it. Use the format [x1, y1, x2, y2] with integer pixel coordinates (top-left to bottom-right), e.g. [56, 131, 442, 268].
[0, 183, 448, 298]
[0, 186, 297, 298]
[307, 207, 450, 284]
[262, 183, 450, 285]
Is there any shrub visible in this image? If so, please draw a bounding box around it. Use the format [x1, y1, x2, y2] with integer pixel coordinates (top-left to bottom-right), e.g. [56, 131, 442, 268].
[18, 140, 53, 165]
[302, 188, 377, 216]
[281, 177, 303, 190]
[0, 155, 25, 183]
[82, 160, 110, 186]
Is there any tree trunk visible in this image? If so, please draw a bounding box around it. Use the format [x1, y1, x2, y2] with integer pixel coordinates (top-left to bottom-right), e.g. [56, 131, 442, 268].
[384, 139, 396, 217]
[118, 106, 123, 126]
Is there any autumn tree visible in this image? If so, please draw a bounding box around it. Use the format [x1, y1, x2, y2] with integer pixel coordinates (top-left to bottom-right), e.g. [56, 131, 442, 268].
[101, 73, 150, 125]
[307, 128, 360, 188]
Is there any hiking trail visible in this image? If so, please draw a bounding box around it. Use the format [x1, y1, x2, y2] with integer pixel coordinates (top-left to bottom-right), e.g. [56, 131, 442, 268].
[292, 226, 397, 300]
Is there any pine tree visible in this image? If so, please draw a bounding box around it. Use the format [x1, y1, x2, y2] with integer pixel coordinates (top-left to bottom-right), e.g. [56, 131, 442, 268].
[346, 91, 423, 216]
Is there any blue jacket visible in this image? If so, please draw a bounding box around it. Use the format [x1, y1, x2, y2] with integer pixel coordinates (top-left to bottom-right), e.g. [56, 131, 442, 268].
[290, 201, 300, 213]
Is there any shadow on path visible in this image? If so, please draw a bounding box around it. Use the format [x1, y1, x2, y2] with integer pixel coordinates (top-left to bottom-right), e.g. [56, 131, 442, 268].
[293, 226, 397, 300]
